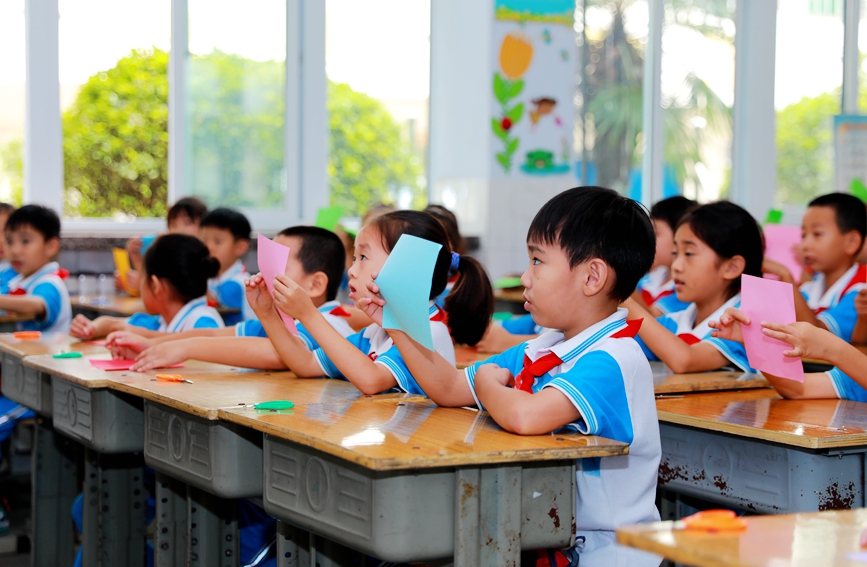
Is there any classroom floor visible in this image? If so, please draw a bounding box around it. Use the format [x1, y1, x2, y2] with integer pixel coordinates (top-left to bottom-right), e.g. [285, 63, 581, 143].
[0, 475, 34, 566]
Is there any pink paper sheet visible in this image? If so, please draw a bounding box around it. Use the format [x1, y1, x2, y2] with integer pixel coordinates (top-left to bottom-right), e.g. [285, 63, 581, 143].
[256, 234, 298, 334]
[763, 225, 803, 283]
[740, 275, 804, 382]
[89, 359, 184, 371]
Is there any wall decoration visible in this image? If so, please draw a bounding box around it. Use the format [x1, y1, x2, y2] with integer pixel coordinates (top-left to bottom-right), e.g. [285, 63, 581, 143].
[834, 115, 867, 202]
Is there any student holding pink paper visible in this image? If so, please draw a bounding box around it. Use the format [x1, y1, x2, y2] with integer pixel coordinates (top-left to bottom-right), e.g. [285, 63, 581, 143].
[250, 210, 493, 395]
[711, 307, 867, 401]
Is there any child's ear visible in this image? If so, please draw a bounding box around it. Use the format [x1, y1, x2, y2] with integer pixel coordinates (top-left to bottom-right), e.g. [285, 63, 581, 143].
[307, 271, 329, 301]
[842, 230, 863, 257]
[149, 275, 163, 296]
[233, 238, 250, 259]
[45, 237, 60, 258]
[583, 258, 609, 297]
[721, 255, 746, 281]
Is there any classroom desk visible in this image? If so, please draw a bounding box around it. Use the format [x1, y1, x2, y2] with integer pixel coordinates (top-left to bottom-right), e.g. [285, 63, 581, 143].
[71, 294, 240, 320]
[617, 508, 867, 567]
[650, 362, 770, 395]
[656, 389, 867, 515]
[494, 288, 528, 315]
[220, 400, 628, 565]
[0, 313, 35, 332]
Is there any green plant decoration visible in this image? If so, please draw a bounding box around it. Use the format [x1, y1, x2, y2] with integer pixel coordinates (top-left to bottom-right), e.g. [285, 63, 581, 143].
[492, 72, 525, 172]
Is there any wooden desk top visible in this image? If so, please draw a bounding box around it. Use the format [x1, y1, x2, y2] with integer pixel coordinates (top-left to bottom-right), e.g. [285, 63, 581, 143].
[107, 373, 424, 420]
[70, 295, 145, 317]
[0, 314, 35, 324]
[651, 363, 770, 395]
[618, 509, 867, 567]
[493, 288, 526, 304]
[454, 345, 490, 370]
[220, 399, 628, 471]
[22, 354, 238, 389]
[0, 333, 108, 359]
[657, 389, 867, 450]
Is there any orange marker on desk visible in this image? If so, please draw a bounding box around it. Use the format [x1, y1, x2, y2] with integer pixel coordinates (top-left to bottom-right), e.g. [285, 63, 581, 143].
[681, 510, 746, 533]
[13, 331, 41, 340]
[151, 374, 194, 384]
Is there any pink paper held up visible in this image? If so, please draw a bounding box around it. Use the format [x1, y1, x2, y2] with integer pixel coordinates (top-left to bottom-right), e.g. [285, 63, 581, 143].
[740, 275, 804, 382]
[256, 234, 298, 335]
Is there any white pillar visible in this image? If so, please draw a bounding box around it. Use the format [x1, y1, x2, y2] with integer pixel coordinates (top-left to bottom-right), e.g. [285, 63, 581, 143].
[843, 0, 860, 114]
[641, 0, 664, 208]
[24, 0, 63, 208]
[168, 0, 188, 204]
[730, 0, 777, 219]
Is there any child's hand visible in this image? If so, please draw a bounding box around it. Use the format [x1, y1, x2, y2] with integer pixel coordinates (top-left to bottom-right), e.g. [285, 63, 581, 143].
[105, 331, 152, 359]
[245, 274, 273, 315]
[273, 274, 315, 320]
[762, 259, 794, 284]
[760, 321, 835, 361]
[357, 274, 385, 327]
[708, 307, 750, 344]
[126, 237, 143, 259]
[474, 363, 514, 388]
[856, 289, 867, 316]
[70, 314, 97, 340]
[132, 343, 187, 372]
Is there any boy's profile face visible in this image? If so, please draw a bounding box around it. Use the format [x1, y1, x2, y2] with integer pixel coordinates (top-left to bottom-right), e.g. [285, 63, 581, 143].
[167, 213, 200, 237]
[651, 219, 674, 271]
[5, 224, 59, 278]
[0, 213, 11, 261]
[201, 226, 248, 274]
[801, 206, 862, 274]
[273, 235, 327, 305]
[520, 239, 588, 332]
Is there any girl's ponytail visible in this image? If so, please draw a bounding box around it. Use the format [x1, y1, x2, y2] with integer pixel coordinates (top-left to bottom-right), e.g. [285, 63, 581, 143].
[444, 254, 494, 346]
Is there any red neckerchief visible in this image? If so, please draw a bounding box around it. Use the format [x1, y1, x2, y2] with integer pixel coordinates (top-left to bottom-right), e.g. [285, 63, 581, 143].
[329, 305, 351, 317]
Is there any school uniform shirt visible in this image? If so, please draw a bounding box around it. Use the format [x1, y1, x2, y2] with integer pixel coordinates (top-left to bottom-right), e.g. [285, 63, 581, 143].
[800, 263, 866, 341]
[636, 294, 754, 373]
[313, 303, 456, 395]
[234, 300, 355, 350]
[637, 266, 690, 314]
[8, 262, 72, 334]
[208, 260, 252, 326]
[127, 297, 224, 332]
[463, 308, 660, 553]
[828, 367, 867, 402]
[0, 260, 17, 295]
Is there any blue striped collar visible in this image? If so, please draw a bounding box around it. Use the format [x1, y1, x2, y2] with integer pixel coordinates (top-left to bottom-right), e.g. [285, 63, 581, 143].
[523, 308, 629, 364]
[164, 296, 209, 333]
[318, 300, 341, 313]
[210, 260, 246, 286]
[8, 261, 60, 292]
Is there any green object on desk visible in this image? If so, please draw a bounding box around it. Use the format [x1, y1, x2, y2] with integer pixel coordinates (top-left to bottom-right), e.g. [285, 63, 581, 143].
[255, 400, 295, 411]
[53, 352, 83, 359]
[492, 312, 512, 321]
[493, 276, 523, 289]
[763, 209, 783, 225]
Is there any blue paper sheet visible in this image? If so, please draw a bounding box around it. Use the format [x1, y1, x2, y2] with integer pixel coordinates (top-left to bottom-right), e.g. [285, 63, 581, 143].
[375, 234, 442, 350]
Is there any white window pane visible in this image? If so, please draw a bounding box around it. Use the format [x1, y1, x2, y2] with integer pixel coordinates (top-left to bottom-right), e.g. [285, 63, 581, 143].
[0, 0, 26, 206]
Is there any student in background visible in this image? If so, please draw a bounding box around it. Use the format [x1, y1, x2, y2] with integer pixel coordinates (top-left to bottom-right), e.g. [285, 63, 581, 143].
[107, 226, 359, 370]
[623, 201, 763, 373]
[763, 193, 866, 341]
[0, 205, 71, 333]
[251, 210, 493, 395]
[200, 207, 253, 325]
[358, 187, 659, 566]
[854, 289, 867, 344]
[634, 195, 696, 315]
[121, 196, 208, 293]
[425, 204, 464, 309]
[71, 234, 223, 339]
[710, 307, 867, 401]
[0, 203, 17, 294]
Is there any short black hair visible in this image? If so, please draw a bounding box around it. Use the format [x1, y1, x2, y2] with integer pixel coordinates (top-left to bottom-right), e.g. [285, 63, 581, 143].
[808, 193, 867, 245]
[678, 201, 763, 296]
[277, 226, 346, 301]
[167, 197, 208, 224]
[527, 186, 655, 301]
[144, 234, 220, 303]
[0, 203, 16, 218]
[650, 195, 697, 233]
[200, 208, 252, 241]
[5, 205, 61, 241]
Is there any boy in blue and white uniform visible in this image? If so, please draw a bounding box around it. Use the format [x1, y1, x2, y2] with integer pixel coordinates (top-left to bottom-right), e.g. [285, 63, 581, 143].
[388, 187, 661, 567]
[0, 203, 17, 295]
[201, 208, 254, 325]
[0, 205, 71, 333]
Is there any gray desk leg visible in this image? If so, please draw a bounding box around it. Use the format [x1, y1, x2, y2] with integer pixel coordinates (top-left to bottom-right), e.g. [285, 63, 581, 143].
[274, 522, 362, 567]
[32, 420, 79, 567]
[455, 465, 522, 567]
[81, 449, 147, 567]
[188, 486, 239, 567]
[154, 474, 187, 566]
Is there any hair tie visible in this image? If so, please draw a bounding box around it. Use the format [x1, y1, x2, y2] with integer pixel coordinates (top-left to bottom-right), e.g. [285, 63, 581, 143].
[450, 251, 461, 271]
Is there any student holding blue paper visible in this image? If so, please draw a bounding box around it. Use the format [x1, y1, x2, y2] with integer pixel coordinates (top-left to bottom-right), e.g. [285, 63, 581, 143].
[711, 307, 867, 401]
[249, 210, 493, 395]
[358, 187, 660, 566]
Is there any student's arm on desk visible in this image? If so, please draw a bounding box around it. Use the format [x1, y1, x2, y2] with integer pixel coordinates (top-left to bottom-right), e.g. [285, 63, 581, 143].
[131, 337, 286, 371]
[109, 326, 235, 350]
[0, 295, 46, 317]
[623, 298, 729, 373]
[70, 314, 128, 340]
[762, 259, 826, 330]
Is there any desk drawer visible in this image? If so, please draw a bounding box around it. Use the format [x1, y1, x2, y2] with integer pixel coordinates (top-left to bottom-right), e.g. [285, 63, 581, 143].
[2, 353, 52, 416]
[263, 435, 575, 562]
[659, 422, 864, 513]
[144, 402, 262, 498]
[51, 377, 143, 453]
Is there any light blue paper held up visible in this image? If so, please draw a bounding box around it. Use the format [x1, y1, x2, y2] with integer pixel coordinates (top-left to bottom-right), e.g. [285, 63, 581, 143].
[375, 234, 442, 350]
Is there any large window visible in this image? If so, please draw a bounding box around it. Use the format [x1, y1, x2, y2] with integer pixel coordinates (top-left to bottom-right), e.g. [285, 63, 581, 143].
[661, 0, 735, 203]
[0, 0, 26, 206]
[325, 0, 430, 217]
[186, 0, 286, 210]
[775, 0, 843, 207]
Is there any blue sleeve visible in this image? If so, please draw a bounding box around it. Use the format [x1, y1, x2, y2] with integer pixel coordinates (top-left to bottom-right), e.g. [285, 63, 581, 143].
[501, 314, 540, 335]
[235, 319, 267, 338]
[543, 350, 634, 443]
[192, 316, 220, 329]
[634, 315, 678, 361]
[127, 313, 161, 331]
[295, 323, 318, 350]
[464, 344, 527, 410]
[0, 266, 17, 295]
[31, 282, 62, 329]
[217, 280, 244, 310]
[829, 367, 867, 402]
[312, 331, 369, 379]
[374, 345, 426, 395]
[817, 291, 859, 341]
[704, 336, 753, 372]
